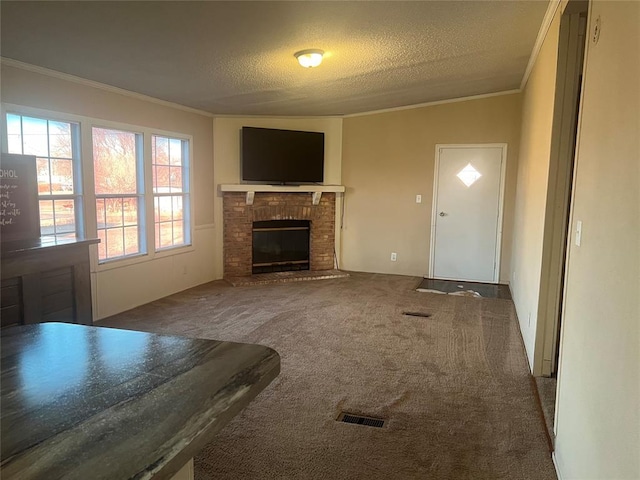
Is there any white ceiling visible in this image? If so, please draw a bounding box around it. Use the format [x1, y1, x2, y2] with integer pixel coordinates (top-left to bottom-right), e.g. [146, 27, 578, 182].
[0, 1, 548, 117]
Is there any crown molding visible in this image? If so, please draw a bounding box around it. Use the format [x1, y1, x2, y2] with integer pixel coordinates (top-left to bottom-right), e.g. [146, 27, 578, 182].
[1, 57, 215, 118]
[343, 90, 521, 118]
[520, 0, 563, 90]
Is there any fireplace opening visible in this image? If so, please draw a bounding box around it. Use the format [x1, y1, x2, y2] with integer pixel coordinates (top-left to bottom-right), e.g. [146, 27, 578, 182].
[252, 220, 310, 274]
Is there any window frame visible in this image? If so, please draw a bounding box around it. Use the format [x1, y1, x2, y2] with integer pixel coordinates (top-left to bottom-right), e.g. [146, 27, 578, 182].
[2, 109, 85, 240]
[1, 103, 195, 272]
[151, 134, 192, 252]
[92, 126, 146, 264]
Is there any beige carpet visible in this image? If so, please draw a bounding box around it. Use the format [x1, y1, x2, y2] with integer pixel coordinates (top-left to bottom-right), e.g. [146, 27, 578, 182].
[535, 376, 557, 443]
[101, 272, 557, 480]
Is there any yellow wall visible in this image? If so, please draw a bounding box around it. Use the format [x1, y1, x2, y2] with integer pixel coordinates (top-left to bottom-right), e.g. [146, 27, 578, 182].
[341, 93, 522, 279]
[509, 11, 561, 368]
[554, 1, 639, 477]
[1, 64, 216, 319]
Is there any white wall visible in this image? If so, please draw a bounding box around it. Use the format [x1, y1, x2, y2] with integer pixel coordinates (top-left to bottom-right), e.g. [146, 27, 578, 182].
[509, 10, 561, 369]
[1, 63, 216, 319]
[212, 116, 343, 279]
[554, 1, 640, 478]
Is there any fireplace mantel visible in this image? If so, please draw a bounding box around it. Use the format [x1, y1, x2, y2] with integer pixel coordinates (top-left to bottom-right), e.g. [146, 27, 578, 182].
[220, 184, 345, 193]
[220, 184, 345, 206]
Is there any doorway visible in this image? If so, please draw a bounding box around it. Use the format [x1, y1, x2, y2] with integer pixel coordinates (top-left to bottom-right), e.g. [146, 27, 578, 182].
[534, 0, 588, 443]
[429, 144, 507, 283]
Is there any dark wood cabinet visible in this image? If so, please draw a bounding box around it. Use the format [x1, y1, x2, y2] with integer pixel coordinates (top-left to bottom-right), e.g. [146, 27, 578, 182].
[1, 238, 99, 327]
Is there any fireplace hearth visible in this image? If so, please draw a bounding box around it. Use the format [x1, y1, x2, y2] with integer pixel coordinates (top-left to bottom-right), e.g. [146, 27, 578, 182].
[252, 220, 310, 274]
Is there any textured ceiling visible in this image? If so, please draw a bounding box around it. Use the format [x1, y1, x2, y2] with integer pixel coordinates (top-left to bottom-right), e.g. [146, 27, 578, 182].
[0, 1, 548, 116]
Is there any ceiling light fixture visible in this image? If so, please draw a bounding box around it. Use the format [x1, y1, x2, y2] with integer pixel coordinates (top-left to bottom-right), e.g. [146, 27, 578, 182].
[294, 49, 324, 68]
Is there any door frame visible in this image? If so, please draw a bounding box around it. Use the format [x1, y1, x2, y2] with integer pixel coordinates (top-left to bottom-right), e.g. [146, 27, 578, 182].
[534, 9, 587, 378]
[429, 143, 508, 283]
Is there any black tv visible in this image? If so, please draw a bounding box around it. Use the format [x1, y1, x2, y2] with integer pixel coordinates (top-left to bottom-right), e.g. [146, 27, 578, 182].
[241, 127, 324, 184]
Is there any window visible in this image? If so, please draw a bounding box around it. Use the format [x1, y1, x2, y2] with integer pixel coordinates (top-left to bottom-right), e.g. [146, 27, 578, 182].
[3, 106, 193, 265]
[5, 113, 82, 240]
[92, 127, 144, 262]
[152, 135, 191, 250]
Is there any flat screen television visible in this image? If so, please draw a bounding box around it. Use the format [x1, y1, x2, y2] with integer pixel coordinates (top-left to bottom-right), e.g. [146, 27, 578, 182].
[241, 127, 324, 184]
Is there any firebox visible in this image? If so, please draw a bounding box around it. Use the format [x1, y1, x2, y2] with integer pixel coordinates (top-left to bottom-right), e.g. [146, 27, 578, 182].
[252, 220, 310, 274]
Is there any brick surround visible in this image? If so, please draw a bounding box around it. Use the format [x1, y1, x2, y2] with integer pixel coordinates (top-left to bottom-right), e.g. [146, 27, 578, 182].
[223, 192, 336, 277]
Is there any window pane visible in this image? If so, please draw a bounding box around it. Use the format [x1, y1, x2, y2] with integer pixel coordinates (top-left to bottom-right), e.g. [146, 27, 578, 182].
[56, 233, 77, 242]
[154, 223, 161, 250]
[37, 158, 51, 195]
[96, 199, 107, 229]
[50, 159, 74, 195]
[105, 198, 123, 227]
[154, 197, 160, 223]
[106, 228, 124, 260]
[93, 128, 137, 194]
[6, 114, 22, 154]
[22, 116, 48, 156]
[156, 196, 173, 222]
[173, 221, 184, 245]
[97, 229, 107, 260]
[49, 121, 73, 159]
[154, 165, 171, 192]
[169, 139, 182, 166]
[97, 195, 141, 262]
[172, 196, 183, 221]
[153, 136, 169, 165]
[124, 226, 139, 255]
[54, 200, 75, 234]
[39, 200, 55, 236]
[123, 197, 138, 226]
[158, 222, 173, 249]
[170, 167, 182, 192]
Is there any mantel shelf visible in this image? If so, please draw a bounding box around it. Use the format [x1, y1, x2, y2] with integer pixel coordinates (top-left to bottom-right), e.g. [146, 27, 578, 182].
[220, 184, 345, 194]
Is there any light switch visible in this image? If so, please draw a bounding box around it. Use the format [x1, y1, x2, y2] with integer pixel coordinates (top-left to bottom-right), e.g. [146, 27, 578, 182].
[575, 220, 582, 246]
[416, 194, 422, 204]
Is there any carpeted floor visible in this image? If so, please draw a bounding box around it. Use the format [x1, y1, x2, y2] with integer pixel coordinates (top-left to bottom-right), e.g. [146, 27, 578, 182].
[101, 272, 557, 480]
[535, 376, 558, 443]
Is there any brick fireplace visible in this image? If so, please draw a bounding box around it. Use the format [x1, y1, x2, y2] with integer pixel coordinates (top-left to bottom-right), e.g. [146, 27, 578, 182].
[223, 192, 336, 278]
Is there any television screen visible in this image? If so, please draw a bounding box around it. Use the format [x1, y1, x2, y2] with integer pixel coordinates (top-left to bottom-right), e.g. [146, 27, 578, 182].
[241, 127, 324, 184]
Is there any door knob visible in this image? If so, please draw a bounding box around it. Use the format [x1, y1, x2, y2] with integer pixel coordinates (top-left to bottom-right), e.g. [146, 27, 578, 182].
[439, 212, 448, 217]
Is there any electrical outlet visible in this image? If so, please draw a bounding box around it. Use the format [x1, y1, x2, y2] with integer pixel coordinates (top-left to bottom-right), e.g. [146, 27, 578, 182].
[182, 265, 188, 275]
[390, 252, 397, 262]
[416, 194, 422, 203]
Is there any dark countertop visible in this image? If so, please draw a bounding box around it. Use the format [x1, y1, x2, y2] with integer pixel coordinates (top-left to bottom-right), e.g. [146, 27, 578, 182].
[0, 323, 280, 479]
[1, 236, 100, 256]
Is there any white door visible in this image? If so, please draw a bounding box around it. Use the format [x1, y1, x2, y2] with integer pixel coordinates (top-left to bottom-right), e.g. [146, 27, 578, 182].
[430, 145, 506, 283]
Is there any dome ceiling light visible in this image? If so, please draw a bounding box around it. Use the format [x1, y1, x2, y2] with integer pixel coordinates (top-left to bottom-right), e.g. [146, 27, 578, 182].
[294, 49, 324, 68]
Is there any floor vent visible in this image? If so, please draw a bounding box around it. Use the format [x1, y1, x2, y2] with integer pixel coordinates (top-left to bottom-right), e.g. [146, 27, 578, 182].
[402, 311, 432, 318]
[336, 412, 386, 428]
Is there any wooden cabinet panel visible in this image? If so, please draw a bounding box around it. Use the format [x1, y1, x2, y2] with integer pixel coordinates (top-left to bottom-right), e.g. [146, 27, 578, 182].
[1, 238, 99, 327]
[1, 278, 22, 328]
